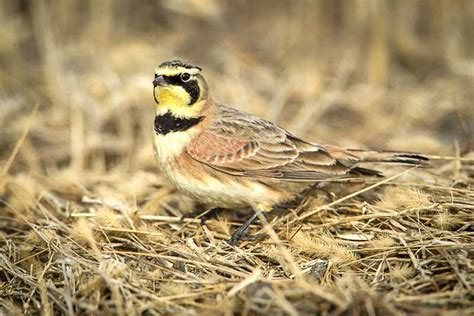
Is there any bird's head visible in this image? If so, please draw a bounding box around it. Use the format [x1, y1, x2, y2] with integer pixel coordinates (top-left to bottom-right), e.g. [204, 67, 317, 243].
[153, 60, 209, 118]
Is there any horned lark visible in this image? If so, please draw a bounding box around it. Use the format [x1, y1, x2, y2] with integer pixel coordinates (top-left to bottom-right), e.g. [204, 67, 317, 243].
[152, 60, 427, 244]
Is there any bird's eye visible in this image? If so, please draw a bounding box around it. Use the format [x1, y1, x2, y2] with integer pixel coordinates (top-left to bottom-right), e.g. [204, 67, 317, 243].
[180, 73, 191, 82]
[154, 73, 158, 78]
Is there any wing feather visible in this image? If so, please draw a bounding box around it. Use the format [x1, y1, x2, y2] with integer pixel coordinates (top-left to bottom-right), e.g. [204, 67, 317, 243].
[186, 104, 362, 181]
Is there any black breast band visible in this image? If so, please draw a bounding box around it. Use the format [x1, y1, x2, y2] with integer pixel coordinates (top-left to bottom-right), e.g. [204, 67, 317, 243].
[154, 112, 204, 135]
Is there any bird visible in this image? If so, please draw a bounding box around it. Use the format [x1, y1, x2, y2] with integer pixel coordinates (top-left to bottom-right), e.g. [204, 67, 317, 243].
[151, 59, 428, 245]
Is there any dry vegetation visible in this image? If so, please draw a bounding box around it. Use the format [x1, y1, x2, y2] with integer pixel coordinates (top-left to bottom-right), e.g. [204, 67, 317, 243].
[1, 0, 473, 315]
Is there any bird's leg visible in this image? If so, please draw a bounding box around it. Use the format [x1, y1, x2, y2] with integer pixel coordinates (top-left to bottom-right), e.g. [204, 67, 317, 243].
[179, 207, 224, 224]
[227, 211, 260, 245]
[227, 204, 272, 245]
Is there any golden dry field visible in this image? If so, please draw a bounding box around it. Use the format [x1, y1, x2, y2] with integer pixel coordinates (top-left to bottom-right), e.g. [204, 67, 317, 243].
[1, 1, 473, 315]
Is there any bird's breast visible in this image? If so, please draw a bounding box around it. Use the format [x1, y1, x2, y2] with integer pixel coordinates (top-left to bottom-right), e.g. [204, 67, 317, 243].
[153, 130, 195, 163]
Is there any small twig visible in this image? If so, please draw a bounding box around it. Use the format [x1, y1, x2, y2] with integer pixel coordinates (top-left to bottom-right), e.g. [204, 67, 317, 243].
[398, 236, 432, 278]
[295, 167, 418, 223]
[227, 267, 261, 297]
[1, 103, 40, 179]
[424, 154, 474, 162]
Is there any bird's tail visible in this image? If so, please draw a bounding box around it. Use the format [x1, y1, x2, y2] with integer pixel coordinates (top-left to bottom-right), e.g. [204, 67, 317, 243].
[324, 145, 429, 166]
[345, 149, 429, 166]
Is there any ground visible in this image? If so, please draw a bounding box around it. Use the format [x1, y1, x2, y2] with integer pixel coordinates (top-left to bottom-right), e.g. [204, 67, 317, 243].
[0, 1, 473, 315]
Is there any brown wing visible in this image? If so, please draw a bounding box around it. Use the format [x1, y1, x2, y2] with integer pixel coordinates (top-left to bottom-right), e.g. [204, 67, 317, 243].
[187, 105, 371, 182]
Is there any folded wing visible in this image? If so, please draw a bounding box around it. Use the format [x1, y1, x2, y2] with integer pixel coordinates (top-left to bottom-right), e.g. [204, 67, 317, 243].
[186, 105, 390, 182]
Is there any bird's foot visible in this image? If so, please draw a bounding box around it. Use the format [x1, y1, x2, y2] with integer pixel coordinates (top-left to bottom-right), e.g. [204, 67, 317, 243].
[227, 212, 264, 245]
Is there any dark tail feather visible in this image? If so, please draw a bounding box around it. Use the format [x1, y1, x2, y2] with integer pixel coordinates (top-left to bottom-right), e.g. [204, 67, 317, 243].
[350, 166, 384, 177]
[347, 149, 429, 166]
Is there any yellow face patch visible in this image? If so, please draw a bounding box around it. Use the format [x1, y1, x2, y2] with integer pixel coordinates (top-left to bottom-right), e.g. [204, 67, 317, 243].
[154, 85, 206, 119]
[155, 86, 190, 106]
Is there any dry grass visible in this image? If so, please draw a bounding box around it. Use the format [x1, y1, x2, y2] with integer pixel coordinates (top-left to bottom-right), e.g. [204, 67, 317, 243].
[1, 1, 474, 315]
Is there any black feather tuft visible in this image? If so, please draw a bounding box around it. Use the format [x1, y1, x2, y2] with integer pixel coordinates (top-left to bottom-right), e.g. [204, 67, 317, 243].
[159, 60, 201, 71]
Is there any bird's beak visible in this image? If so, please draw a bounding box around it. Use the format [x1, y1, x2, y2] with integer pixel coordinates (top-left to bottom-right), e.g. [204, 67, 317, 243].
[153, 75, 166, 87]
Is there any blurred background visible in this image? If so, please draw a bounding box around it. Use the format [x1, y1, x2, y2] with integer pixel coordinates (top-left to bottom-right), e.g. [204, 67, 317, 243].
[1, 0, 473, 176]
